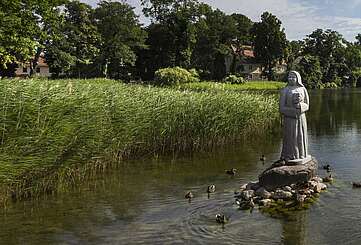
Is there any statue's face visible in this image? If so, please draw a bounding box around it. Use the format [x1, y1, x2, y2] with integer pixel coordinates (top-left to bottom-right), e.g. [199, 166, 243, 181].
[288, 73, 297, 86]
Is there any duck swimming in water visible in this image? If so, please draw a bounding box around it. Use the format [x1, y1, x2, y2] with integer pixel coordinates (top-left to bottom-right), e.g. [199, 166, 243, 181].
[260, 155, 266, 162]
[185, 191, 194, 199]
[352, 182, 361, 188]
[236, 198, 255, 210]
[207, 184, 216, 193]
[322, 164, 332, 172]
[225, 168, 237, 175]
[216, 214, 229, 224]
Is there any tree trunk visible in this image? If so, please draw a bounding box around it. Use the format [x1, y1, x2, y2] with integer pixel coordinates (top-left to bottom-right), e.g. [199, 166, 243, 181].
[103, 58, 109, 78]
[30, 48, 42, 76]
[268, 61, 272, 81]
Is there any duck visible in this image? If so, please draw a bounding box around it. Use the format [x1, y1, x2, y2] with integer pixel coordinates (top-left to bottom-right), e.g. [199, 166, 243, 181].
[322, 174, 333, 183]
[225, 168, 237, 175]
[236, 198, 255, 211]
[207, 184, 216, 193]
[260, 155, 266, 162]
[322, 164, 332, 172]
[185, 191, 194, 199]
[352, 182, 361, 188]
[216, 214, 229, 224]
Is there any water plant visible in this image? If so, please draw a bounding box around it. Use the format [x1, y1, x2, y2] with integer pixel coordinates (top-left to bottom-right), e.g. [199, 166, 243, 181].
[0, 78, 279, 203]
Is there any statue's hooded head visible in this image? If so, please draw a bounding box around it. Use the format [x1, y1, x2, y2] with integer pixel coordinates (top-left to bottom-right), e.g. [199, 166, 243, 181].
[288, 71, 304, 87]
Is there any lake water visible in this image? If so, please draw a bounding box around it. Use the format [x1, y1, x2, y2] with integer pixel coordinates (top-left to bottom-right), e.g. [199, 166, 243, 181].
[2, 89, 361, 244]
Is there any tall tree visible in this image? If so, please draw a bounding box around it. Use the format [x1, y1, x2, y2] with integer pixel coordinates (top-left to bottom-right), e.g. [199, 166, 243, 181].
[141, 0, 198, 23]
[294, 55, 323, 88]
[191, 5, 239, 79]
[286, 40, 304, 70]
[230, 13, 253, 45]
[251, 12, 287, 80]
[0, 0, 37, 74]
[94, 1, 147, 79]
[45, 1, 101, 78]
[29, 0, 68, 76]
[303, 29, 347, 84]
[0, 0, 66, 76]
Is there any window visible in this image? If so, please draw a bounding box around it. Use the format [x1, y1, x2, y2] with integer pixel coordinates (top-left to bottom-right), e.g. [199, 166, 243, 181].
[239, 65, 244, 72]
[36, 67, 40, 73]
[249, 65, 253, 70]
[23, 67, 27, 73]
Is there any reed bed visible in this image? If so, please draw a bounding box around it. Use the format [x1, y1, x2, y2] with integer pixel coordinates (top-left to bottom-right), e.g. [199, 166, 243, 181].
[0, 78, 279, 203]
[178, 81, 286, 92]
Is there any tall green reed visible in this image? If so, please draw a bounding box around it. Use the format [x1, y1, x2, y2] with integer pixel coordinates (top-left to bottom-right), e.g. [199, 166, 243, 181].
[0, 78, 279, 202]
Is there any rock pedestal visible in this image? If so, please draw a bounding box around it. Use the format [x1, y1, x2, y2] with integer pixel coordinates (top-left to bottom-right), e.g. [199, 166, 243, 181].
[259, 159, 317, 190]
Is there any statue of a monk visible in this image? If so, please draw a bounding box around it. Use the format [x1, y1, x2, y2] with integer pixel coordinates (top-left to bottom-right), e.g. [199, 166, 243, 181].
[280, 71, 311, 164]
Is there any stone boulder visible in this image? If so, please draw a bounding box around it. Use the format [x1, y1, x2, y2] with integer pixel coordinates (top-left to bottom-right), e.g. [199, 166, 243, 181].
[259, 159, 317, 190]
[255, 187, 272, 199]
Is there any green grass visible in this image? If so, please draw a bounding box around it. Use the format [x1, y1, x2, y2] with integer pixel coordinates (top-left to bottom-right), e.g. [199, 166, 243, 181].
[0, 78, 279, 202]
[177, 81, 286, 92]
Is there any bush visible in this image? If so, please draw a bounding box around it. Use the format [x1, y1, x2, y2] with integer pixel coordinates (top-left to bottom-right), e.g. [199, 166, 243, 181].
[154, 67, 199, 86]
[323, 82, 338, 88]
[223, 74, 245, 84]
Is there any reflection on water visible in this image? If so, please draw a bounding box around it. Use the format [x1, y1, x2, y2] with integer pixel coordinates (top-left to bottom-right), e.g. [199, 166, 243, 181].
[2, 89, 361, 244]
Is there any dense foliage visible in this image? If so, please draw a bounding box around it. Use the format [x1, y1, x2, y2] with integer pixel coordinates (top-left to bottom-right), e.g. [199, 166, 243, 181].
[0, 0, 361, 87]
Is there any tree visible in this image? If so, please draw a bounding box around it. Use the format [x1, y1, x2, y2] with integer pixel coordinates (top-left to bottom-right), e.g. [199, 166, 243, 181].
[136, 23, 176, 80]
[0, 0, 68, 76]
[141, 0, 198, 23]
[29, 0, 69, 76]
[48, 1, 100, 78]
[251, 12, 287, 80]
[94, 1, 147, 79]
[0, 1, 38, 71]
[343, 42, 361, 86]
[138, 0, 200, 79]
[294, 55, 322, 88]
[191, 6, 239, 79]
[286, 40, 304, 70]
[302, 29, 351, 85]
[230, 13, 253, 45]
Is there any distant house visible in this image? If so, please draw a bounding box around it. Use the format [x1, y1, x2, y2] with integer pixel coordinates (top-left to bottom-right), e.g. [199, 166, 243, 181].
[225, 45, 287, 80]
[15, 54, 50, 77]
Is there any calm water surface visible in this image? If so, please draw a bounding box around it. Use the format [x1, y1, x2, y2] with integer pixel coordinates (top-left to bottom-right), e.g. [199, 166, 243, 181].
[2, 89, 361, 245]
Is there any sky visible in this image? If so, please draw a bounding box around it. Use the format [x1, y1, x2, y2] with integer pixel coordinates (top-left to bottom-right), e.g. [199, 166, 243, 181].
[82, 0, 361, 41]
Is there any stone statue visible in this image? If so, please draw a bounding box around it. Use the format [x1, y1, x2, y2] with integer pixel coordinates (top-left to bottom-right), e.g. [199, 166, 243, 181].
[279, 71, 311, 164]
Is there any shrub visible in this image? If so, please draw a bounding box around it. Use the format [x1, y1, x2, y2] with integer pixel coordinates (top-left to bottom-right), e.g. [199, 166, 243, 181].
[323, 82, 338, 88]
[154, 67, 199, 86]
[223, 74, 245, 84]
